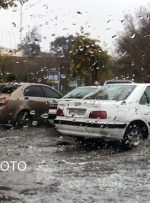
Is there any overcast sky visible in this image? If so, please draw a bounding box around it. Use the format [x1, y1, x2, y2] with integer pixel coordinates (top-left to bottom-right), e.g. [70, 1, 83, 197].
[0, 0, 150, 52]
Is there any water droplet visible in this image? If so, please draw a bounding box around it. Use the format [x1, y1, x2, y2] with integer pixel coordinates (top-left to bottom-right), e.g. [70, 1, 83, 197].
[32, 121, 38, 126]
[77, 11, 82, 14]
[130, 33, 135, 39]
[94, 81, 99, 85]
[30, 110, 36, 115]
[146, 15, 150, 21]
[112, 35, 117, 38]
[37, 78, 42, 82]
[92, 61, 97, 66]
[138, 15, 143, 19]
[40, 113, 49, 119]
[61, 74, 66, 79]
[79, 46, 84, 51]
[107, 19, 111, 23]
[106, 28, 111, 30]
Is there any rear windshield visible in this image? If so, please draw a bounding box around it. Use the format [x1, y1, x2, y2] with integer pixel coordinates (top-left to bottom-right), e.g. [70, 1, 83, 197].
[104, 80, 133, 85]
[89, 84, 136, 100]
[0, 83, 20, 94]
[63, 87, 99, 99]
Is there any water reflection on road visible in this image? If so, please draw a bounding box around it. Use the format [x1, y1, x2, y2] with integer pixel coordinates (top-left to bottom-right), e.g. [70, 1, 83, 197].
[0, 127, 150, 202]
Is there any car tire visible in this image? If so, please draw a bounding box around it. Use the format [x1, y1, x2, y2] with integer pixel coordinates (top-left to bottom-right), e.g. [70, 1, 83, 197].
[15, 111, 32, 129]
[122, 123, 147, 150]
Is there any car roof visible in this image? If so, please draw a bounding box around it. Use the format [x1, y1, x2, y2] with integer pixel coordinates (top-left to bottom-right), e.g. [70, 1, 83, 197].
[19, 82, 47, 86]
[75, 86, 101, 88]
[106, 83, 150, 86]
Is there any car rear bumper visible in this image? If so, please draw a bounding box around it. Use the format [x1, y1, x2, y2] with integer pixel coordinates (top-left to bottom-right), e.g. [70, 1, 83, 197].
[54, 119, 127, 140]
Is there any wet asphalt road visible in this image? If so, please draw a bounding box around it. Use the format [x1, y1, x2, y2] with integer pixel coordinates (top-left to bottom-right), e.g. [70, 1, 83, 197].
[0, 126, 150, 203]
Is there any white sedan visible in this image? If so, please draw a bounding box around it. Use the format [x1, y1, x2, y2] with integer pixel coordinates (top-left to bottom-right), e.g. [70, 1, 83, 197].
[55, 83, 150, 149]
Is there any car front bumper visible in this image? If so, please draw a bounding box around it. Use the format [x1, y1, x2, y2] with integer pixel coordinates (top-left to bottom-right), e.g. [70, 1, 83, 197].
[54, 118, 127, 140]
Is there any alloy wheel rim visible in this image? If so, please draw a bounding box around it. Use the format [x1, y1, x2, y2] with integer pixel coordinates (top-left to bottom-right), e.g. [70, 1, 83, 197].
[128, 129, 143, 147]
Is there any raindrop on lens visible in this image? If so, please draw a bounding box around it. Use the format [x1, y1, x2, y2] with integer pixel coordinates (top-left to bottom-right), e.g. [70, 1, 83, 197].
[94, 81, 99, 85]
[79, 46, 84, 51]
[61, 74, 66, 79]
[30, 110, 36, 115]
[130, 33, 135, 39]
[32, 121, 38, 126]
[41, 113, 49, 119]
[37, 78, 42, 82]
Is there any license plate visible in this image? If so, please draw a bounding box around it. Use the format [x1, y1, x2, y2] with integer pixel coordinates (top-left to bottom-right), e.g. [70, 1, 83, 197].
[49, 109, 57, 114]
[69, 108, 86, 115]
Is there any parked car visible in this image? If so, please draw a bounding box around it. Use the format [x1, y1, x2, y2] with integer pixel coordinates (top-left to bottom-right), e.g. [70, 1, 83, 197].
[55, 83, 150, 149]
[48, 86, 102, 123]
[0, 82, 62, 127]
[49, 80, 134, 123]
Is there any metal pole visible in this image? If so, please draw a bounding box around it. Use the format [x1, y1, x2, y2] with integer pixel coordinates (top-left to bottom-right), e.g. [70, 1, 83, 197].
[19, 0, 27, 43]
[19, 3, 23, 43]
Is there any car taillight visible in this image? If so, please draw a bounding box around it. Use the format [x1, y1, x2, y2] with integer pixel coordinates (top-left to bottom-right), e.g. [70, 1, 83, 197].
[0, 97, 9, 107]
[56, 108, 64, 116]
[89, 111, 107, 119]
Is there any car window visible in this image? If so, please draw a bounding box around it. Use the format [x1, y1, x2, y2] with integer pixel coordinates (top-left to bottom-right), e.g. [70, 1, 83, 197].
[0, 83, 20, 94]
[63, 87, 98, 99]
[104, 80, 133, 85]
[42, 86, 62, 98]
[139, 86, 150, 105]
[24, 85, 44, 97]
[90, 85, 135, 100]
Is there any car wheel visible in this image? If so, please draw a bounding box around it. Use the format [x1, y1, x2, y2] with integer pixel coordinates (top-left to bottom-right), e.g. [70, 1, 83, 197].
[15, 111, 32, 128]
[122, 124, 146, 150]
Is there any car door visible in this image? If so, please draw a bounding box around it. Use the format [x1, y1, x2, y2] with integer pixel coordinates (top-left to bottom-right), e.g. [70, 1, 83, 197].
[138, 86, 150, 124]
[24, 85, 47, 117]
[41, 86, 62, 113]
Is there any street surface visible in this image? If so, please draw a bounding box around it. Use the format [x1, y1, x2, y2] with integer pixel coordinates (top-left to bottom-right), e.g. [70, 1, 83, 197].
[0, 126, 150, 202]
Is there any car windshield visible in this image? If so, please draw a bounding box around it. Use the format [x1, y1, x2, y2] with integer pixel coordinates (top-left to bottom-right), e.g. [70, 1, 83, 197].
[89, 84, 136, 100]
[63, 87, 99, 99]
